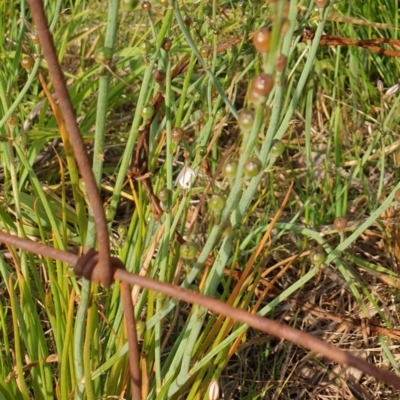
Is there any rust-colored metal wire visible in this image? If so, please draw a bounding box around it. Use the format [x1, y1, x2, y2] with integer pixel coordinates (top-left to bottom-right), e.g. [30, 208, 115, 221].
[13, 1, 400, 397]
[27, 0, 113, 287]
[1, 230, 400, 390]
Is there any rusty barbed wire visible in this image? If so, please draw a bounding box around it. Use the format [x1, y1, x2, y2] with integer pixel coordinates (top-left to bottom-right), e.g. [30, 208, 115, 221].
[9, 0, 400, 397]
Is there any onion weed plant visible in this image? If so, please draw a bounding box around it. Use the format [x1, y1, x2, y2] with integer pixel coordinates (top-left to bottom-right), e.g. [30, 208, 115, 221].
[1, 0, 400, 399]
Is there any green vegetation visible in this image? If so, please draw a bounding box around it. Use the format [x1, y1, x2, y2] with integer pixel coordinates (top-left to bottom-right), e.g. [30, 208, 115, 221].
[1, 0, 400, 398]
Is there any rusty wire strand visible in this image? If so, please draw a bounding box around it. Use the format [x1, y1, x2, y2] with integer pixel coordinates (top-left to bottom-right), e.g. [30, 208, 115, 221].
[1, 230, 400, 390]
[27, 0, 113, 287]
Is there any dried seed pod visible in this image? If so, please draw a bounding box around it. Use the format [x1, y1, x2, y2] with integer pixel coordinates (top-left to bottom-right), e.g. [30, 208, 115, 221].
[333, 217, 348, 232]
[21, 55, 34, 70]
[161, 37, 172, 51]
[395, 189, 400, 203]
[171, 127, 184, 142]
[183, 15, 192, 27]
[141, 1, 151, 11]
[395, 152, 400, 165]
[152, 69, 166, 84]
[252, 27, 271, 53]
[251, 73, 274, 97]
[314, 0, 328, 8]
[280, 18, 290, 36]
[275, 53, 287, 72]
[7, 115, 18, 129]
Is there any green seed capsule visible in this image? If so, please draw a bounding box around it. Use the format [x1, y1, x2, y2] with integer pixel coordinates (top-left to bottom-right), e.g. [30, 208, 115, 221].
[15, 133, 28, 147]
[209, 194, 226, 213]
[21, 55, 34, 70]
[238, 109, 255, 133]
[140, 41, 152, 56]
[104, 205, 116, 221]
[310, 250, 325, 266]
[136, 320, 146, 339]
[180, 242, 198, 260]
[200, 44, 212, 59]
[271, 139, 285, 157]
[244, 157, 262, 178]
[117, 224, 127, 237]
[159, 0, 169, 7]
[94, 47, 113, 64]
[224, 160, 238, 180]
[141, 105, 155, 119]
[157, 187, 169, 202]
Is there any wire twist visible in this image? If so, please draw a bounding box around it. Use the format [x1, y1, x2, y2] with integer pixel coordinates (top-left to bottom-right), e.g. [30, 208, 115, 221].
[74, 248, 125, 286]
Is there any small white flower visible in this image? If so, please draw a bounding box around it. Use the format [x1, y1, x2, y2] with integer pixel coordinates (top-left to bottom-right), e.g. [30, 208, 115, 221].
[384, 83, 399, 97]
[208, 380, 220, 400]
[175, 165, 196, 189]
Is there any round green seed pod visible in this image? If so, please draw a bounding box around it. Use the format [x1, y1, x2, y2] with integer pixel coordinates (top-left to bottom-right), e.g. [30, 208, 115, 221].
[200, 44, 212, 59]
[141, 105, 155, 119]
[310, 250, 325, 266]
[105, 205, 116, 221]
[15, 133, 28, 147]
[157, 187, 169, 202]
[244, 157, 262, 178]
[180, 242, 198, 260]
[140, 41, 152, 56]
[122, 0, 138, 10]
[117, 224, 127, 237]
[209, 194, 226, 213]
[224, 160, 238, 180]
[238, 109, 255, 132]
[271, 139, 285, 157]
[94, 47, 113, 64]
